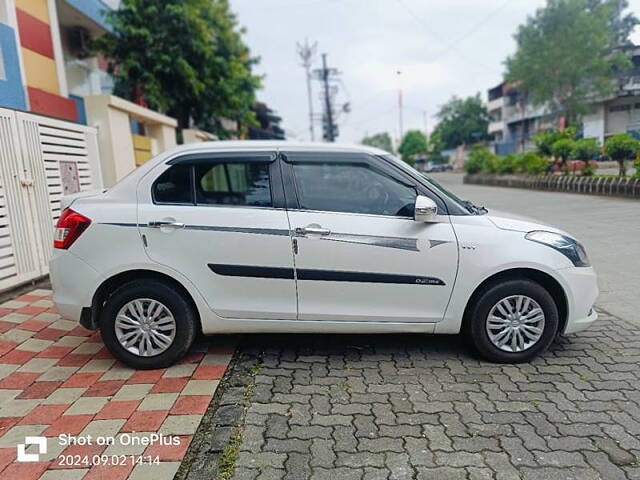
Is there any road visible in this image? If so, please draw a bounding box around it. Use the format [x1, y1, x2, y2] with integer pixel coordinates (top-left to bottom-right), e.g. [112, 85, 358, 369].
[430, 172, 640, 323]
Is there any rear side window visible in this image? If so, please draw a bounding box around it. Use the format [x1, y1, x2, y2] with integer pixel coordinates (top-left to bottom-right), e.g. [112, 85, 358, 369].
[153, 165, 193, 204]
[195, 162, 272, 207]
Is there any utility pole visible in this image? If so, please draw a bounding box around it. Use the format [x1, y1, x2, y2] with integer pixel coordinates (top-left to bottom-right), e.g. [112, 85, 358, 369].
[296, 39, 317, 141]
[397, 70, 404, 141]
[322, 54, 335, 142]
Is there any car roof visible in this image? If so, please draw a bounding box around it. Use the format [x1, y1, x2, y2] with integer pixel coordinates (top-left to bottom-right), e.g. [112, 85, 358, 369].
[167, 140, 389, 156]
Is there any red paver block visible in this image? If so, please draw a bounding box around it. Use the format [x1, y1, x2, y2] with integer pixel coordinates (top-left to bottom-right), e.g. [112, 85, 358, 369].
[94, 400, 140, 420]
[57, 353, 92, 367]
[192, 364, 227, 380]
[144, 434, 192, 461]
[0, 418, 20, 436]
[150, 377, 188, 393]
[43, 414, 93, 436]
[0, 372, 41, 389]
[171, 395, 211, 415]
[0, 461, 49, 479]
[127, 369, 164, 384]
[0, 448, 16, 473]
[37, 345, 75, 359]
[62, 372, 103, 388]
[68, 326, 94, 337]
[17, 381, 62, 399]
[0, 348, 37, 364]
[0, 307, 14, 316]
[83, 380, 125, 397]
[18, 319, 49, 332]
[14, 294, 41, 303]
[33, 328, 68, 341]
[19, 404, 68, 425]
[16, 305, 47, 316]
[0, 321, 15, 333]
[121, 410, 168, 432]
[0, 340, 17, 356]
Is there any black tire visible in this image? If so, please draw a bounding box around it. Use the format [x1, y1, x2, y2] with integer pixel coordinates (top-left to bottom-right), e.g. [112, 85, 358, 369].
[99, 279, 197, 369]
[465, 279, 559, 363]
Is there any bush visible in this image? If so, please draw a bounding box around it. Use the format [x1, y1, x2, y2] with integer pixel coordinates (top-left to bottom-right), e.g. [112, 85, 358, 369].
[522, 153, 548, 175]
[465, 146, 496, 174]
[635, 157, 640, 178]
[571, 138, 600, 161]
[532, 127, 576, 157]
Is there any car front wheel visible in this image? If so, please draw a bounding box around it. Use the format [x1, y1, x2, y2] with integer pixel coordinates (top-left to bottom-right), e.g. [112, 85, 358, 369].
[99, 279, 197, 369]
[466, 279, 559, 363]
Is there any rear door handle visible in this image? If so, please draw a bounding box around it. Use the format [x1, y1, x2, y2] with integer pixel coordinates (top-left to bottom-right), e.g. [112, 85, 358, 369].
[295, 226, 331, 236]
[148, 221, 185, 229]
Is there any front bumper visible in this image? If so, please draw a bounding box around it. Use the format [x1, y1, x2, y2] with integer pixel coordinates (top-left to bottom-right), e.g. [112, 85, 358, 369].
[556, 266, 599, 335]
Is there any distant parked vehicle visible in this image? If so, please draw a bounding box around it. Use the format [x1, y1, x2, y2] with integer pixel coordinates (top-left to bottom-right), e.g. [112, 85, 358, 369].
[50, 142, 598, 369]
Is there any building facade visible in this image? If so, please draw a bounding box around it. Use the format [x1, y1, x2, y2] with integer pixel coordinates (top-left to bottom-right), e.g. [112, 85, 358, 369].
[487, 47, 640, 155]
[0, 0, 178, 187]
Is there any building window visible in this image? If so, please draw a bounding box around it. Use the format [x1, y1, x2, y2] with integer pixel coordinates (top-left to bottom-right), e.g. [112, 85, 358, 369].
[0, 45, 5, 81]
[610, 104, 632, 112]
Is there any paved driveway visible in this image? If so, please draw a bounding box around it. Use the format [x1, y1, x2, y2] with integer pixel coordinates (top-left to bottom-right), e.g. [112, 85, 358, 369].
[430, 173, 640, 323]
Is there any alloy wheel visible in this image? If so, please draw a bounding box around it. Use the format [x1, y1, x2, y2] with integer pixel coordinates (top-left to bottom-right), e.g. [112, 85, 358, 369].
[115, 298, 177, 357]
[485, 295, 545, 353]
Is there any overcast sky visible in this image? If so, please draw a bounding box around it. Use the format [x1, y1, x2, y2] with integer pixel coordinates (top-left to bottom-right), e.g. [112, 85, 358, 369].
[231, 0, 640, 144]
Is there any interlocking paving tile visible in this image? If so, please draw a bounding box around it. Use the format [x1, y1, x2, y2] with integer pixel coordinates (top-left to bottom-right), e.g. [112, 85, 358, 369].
[196, 309, 640, 480]
[0, 288, 235, 479]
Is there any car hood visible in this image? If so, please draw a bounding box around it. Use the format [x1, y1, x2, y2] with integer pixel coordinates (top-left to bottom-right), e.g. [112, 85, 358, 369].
[486, 209, 568, 236]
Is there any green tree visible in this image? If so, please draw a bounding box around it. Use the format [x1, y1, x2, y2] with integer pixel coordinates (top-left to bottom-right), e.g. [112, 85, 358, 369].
[604, 133, 640, 176]
[532, 128, 576, 157]
[398, 130, 428, 165]
[361, 132, 393, 153]
[551, 138, 576, 173]
[94, 0, 261, 137]
[505, 0, 636, 125]
[431, 94, 490, 150]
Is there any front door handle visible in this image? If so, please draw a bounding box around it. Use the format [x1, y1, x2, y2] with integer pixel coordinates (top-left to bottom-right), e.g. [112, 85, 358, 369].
[295, 225, 331, 236]
[148, 221, 185, 229]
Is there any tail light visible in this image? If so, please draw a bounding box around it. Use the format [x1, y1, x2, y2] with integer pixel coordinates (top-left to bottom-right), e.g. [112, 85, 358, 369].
[54, 208, 91, 249]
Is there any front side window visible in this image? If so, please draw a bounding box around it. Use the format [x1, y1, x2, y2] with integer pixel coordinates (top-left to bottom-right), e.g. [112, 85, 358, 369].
[195, 162, 272, 207]
[292, 162, 416, 217]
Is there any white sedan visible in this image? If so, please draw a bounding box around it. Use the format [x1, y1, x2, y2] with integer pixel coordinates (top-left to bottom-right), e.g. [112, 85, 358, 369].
[50, 142, 598, 369]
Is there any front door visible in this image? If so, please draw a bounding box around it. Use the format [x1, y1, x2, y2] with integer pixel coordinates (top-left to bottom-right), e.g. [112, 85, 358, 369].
[137, 151, 297, 320]
[282, 150, 458, 323]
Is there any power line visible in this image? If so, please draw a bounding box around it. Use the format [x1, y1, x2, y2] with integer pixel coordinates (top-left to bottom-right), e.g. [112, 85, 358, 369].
[296, 39, 318, 141]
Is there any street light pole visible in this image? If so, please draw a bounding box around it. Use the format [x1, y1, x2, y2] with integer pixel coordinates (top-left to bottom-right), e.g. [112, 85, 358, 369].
[322, 53, 335, 142]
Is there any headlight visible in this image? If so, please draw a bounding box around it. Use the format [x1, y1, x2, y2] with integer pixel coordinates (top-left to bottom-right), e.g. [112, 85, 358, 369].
[525, 230, 590, 267]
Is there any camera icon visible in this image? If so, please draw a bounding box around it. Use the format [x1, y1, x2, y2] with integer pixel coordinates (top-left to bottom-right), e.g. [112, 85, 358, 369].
[17, 436, 47, 462]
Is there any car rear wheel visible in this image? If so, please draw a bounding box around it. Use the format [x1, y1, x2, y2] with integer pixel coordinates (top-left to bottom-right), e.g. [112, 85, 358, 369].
[99, 279, 197, 369]
[466, 279, 559, 363]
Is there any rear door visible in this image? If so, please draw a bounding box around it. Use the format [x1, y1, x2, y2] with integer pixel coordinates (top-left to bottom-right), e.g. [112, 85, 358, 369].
[282, 150, 458, 323]
[137, 150, 297, 320]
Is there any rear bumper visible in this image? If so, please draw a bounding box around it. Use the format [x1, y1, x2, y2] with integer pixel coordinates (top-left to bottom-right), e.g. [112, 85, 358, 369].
[50, 250, 99, 324]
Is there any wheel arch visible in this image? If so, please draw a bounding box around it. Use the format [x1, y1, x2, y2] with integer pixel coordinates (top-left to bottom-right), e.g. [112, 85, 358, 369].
[461, 267, 568, 334]
[87, 269, 201, 332]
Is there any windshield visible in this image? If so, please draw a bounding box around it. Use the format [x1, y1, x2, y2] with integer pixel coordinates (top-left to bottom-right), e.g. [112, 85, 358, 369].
[382, 155, 484, 215]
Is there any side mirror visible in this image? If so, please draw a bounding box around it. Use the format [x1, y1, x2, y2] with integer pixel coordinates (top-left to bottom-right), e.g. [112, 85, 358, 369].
[414, 195, 437, 222]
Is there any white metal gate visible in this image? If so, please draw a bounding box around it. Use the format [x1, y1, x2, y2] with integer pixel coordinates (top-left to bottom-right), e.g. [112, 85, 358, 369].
[0, 107, 102, 292]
